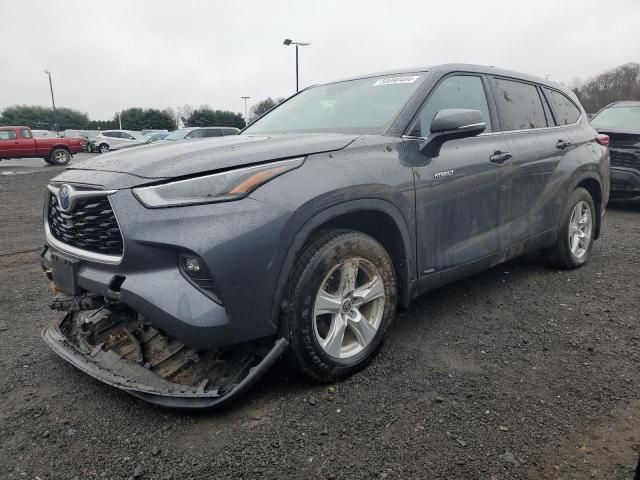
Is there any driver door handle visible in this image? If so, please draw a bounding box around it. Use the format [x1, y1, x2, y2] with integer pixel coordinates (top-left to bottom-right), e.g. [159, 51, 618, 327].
[490, 151, 512, 164]
[556, 139, 572, 150]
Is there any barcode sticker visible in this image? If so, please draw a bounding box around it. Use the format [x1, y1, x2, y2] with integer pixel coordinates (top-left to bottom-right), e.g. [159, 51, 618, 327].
[373, 75, 420, 86]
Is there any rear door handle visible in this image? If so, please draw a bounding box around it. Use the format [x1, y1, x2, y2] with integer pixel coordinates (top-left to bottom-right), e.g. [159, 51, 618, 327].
[556, 139, 572, 149]
[490, 151, 512, 164]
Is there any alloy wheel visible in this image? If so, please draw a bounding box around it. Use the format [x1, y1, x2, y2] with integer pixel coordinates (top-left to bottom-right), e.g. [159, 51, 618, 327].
[568, 200, 593, 259]
[313, 257, 385, 359]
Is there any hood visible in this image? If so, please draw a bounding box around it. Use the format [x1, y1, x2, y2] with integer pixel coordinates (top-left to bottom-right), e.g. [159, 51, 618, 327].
[69, 133, 360, 180]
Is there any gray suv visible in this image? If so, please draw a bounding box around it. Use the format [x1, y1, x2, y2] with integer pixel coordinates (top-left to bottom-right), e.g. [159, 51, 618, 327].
[41, 64, 609, 408]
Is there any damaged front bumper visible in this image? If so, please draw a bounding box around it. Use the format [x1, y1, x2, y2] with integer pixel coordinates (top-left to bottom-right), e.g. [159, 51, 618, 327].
[42, 307, 288, 409]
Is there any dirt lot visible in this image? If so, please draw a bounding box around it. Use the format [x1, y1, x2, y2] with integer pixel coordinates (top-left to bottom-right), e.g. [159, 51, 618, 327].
[1, 163, 639, 480]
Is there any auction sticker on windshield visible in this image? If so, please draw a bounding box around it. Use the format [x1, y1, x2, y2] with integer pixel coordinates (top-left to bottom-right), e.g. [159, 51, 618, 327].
[373, 75, 420, 86]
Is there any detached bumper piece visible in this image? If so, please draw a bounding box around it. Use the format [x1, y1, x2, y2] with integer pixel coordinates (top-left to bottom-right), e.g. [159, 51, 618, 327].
[42, 307, 288, 408]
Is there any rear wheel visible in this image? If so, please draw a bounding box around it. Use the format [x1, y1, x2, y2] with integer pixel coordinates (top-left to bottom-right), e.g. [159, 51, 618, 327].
[545, 187, 596, 269]
[286, 229, 397, 382]
[48, 148, 70, 166]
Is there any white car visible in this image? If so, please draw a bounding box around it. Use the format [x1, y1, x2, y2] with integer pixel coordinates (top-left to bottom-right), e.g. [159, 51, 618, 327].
[91, 130, 145, 153]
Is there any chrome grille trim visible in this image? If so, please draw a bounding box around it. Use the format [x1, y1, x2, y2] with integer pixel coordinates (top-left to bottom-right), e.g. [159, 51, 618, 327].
[44, 184, 124, 265]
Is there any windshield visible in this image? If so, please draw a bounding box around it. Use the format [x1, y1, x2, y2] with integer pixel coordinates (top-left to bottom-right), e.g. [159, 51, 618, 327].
[591, 106, 640, 131]
[243, 73, 427, 135]
[165, 129, 191, 141]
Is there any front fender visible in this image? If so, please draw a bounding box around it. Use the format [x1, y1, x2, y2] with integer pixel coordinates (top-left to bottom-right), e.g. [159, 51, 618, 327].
[269, 198, 415, 332]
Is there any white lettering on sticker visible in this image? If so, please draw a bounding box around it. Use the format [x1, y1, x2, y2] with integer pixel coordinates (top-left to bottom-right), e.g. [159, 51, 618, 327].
[373, 75, 420, 86]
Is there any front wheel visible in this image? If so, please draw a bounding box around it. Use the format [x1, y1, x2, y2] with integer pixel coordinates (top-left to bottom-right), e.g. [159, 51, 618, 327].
[545, 187, 596, 269]
[48, 148, 70, 166]
[286, 229, 397, 382]
[98, 143, 109, 153]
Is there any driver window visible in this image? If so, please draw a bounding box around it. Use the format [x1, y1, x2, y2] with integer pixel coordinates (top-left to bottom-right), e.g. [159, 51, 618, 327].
[415, 75, 491, 136]
[187, 129, 203, 139]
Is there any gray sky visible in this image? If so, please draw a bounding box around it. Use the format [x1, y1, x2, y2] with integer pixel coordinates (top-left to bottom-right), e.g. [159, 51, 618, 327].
[2, 0, 639, 121]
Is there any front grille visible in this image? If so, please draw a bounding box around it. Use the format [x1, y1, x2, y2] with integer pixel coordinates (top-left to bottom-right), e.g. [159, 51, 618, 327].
[48, 193, 124, 256]
[610, 150, 639, 169]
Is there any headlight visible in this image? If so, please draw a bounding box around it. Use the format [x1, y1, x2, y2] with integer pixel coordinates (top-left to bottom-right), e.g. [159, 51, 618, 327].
[133, 157, 304, 208]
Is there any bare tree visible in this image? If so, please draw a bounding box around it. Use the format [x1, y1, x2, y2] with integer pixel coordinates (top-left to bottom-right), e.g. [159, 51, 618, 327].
[572, 63, 640, 113]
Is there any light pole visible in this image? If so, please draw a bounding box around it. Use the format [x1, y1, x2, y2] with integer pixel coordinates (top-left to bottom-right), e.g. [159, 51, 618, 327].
[240, 96, 250, 125]
[43, 70, 58, 134]
[283, 39, 310, 92]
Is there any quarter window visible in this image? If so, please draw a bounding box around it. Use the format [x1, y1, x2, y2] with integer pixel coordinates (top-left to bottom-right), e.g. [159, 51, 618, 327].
[0, 130, 17, 140]
[414, 75, 491, 136]
[21, 129, 33, 139]
[493, 78, 547, 131]
[544, 88, 581, 125]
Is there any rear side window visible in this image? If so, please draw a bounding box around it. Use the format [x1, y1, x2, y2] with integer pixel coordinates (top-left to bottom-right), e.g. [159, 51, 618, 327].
[493, 78, 547, 131]
[414, 75, 492, 136]
[223, 128, 238, 135]
[0, 130, 17, 140]
[544, 88, 581, 125]
[21, 129, 32, 139]
[204, 128, 222, 137]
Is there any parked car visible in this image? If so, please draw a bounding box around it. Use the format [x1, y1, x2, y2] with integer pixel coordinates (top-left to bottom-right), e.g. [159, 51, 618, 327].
[164, 127, 239, 141]
[0, 126, 85, 165]
[109, 132, 170, 151]
[590, 101, 640, 200]
[141, 129, 169, 136]
[90, 130, 145, 153]
[41, 64, 609, 408]
[31, 130, 58, 138]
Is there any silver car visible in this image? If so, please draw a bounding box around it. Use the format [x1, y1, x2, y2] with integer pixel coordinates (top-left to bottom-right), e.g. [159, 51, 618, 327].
[164, 127, 239, 141]
[91, 130, 145, 153]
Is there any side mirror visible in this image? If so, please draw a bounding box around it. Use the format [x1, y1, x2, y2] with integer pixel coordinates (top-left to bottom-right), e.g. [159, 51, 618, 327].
[419, 109, 486, 157]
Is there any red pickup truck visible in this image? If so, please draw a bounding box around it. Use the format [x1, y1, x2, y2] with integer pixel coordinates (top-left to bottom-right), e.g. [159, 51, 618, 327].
[0, 126, 86, 166]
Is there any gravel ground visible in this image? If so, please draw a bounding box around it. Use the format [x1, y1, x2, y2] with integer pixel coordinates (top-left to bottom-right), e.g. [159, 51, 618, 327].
[1, 165, 639, 480]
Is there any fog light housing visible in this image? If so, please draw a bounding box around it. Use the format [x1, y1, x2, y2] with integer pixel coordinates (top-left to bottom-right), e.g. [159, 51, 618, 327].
[178, 253, 222, 304]
[183, 256, 201, 273]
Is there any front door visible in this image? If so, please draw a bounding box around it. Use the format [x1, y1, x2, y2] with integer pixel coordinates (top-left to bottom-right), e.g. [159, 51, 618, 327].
[402, 74, 512, 276]
[0, 129, 20, 158]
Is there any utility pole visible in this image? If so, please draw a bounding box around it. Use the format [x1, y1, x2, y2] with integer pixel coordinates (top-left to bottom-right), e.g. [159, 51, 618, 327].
[43, 70, 58, 134]
[118, 112, 122, 130]
[241, 96, 250, 125]
[282, 39, 310, 92]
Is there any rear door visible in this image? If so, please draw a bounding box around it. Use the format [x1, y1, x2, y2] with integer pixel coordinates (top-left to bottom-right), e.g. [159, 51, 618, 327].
[404, 73, 513, 275]
[490, 77, 566, 247]
[16, 128, 37, 157]
[0, 129, 20, 158]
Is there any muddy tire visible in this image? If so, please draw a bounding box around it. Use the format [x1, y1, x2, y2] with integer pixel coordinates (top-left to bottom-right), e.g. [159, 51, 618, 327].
[286, 229, 397, 382]
[544, 187, 596, 270]
[49, 148, 71, 166]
